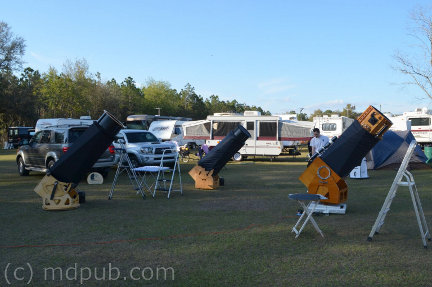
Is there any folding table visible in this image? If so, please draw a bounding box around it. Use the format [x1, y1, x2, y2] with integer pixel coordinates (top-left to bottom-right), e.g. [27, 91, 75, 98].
[289, 193, 327, 238]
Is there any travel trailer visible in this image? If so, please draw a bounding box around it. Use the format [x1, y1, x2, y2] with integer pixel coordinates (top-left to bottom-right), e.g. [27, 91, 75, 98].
[149, 120, 204, 146]
[35, 116, 93, 132]
[387, 114, 411, 131]
[183, 111, 312, 160]
[313, 115, 354, 138]
[126, 114, 192, 130]
[278, 114, 298, 121]
[390, 108, 432, 146]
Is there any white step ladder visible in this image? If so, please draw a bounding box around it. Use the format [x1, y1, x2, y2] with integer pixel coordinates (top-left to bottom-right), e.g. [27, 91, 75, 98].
[367, 140, 431, 248]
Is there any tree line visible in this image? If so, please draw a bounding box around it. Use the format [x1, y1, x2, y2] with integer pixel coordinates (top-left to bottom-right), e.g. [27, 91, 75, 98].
[0, 61, 269, 137]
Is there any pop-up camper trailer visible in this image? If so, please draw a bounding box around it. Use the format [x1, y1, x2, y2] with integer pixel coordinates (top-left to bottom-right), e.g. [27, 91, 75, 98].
[183, 111, 312, 160]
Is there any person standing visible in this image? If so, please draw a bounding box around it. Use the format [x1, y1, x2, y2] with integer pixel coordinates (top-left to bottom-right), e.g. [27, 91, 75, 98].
[310, 128, 329, 155]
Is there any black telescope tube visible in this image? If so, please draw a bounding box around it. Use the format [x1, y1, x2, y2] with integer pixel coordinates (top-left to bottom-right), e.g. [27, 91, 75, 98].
[50, 111, 124, 184]
[320, 120, 379, 177]
[198, 125, 251, 175]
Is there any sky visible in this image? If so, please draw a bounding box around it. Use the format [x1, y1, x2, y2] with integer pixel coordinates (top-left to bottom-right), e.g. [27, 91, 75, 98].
[2, 0, 432, 116]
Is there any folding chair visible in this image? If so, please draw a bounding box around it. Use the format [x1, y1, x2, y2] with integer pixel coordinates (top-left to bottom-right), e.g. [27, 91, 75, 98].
[108, 140, 146, 200]
[134, 149, 182, 198]
[289, 193, 327, 238]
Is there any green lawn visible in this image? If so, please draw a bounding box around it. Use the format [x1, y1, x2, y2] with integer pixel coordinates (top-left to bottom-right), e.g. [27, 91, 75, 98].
[1, 149, 432, 286]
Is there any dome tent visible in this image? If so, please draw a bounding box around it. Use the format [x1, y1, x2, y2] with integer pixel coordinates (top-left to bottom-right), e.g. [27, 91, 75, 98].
[366, 130, 428, 170]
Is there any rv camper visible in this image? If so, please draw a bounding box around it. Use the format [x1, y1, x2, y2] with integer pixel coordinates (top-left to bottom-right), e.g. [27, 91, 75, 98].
[126, 114, 192, 130]
[149, 120, 204, 146]
[35, 116, 93, 132]
[183, 111, 312, 160]
[387, 113, 411, 131]
[313, 115, 354, 138]
[389, 108, 432, 147]
[279, 120, 314, 148]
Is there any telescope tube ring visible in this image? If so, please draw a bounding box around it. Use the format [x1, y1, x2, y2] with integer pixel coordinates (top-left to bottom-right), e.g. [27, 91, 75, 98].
[317, 165, 331, 180]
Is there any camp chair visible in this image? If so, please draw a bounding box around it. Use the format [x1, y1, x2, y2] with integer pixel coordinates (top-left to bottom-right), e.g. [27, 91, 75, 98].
[134, 149, 182, 198]
[289, 193, 327, 238]
[109, 140, 146, 200]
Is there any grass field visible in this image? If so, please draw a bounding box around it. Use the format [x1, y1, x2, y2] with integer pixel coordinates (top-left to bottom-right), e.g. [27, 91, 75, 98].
[1, 149, 432, 286]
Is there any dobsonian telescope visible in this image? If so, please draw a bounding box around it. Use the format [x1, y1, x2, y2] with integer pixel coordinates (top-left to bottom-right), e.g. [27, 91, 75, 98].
[34, 111, 124, 210]
[299, 106, 392, 208]
[189, 125, 251, 189]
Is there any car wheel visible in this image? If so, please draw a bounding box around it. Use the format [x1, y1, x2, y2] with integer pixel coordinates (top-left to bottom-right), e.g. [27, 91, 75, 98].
[17, 157, 29, 176]
[128, 155, 140, 168]
[47, 159, 56, 170]
[233, 152, 243, 162]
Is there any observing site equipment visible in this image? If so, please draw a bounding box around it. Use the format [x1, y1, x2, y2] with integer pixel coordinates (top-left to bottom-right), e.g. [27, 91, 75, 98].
[189, 125, 251, 189]
[108, 138, 146, 200]
[298, 106, 392, 214]
[34, 111, 124, 210]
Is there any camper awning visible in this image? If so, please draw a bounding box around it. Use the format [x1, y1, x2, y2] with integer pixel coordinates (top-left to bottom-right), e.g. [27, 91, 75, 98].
[183, 120, 211, 139]
[279, 121, 312, 141]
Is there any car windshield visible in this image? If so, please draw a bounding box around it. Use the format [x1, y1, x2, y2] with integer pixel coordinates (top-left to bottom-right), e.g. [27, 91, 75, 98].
[125, 132, 159, 143]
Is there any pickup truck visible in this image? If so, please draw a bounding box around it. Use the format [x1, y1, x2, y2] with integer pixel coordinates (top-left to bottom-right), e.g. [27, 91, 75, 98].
[114, 129, 177, 167]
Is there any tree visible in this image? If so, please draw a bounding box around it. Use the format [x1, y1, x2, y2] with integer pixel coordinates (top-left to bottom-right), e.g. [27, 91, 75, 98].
[0, 21, 26, 71]
[179, 83, 208, 119]
[394, 7, 432, 99]
[341, 104, 359, 119]
[120, 77, 144, 119]
[143, 79, 178, 116]
[323, 109, 337, 116]
[309, 109, 324, 119]
[297, 113, 309, 121]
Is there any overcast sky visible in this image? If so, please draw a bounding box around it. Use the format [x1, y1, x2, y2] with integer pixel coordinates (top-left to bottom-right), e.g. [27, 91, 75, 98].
[2, 0, 432, 115]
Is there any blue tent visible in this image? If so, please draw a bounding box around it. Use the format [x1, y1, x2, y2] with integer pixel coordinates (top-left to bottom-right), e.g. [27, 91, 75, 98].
[366, 130, 428, 170]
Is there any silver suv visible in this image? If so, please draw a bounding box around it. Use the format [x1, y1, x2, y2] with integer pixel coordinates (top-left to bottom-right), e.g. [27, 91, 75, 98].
[16, 126, 116, 177]
[115, 129, 177, 167]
